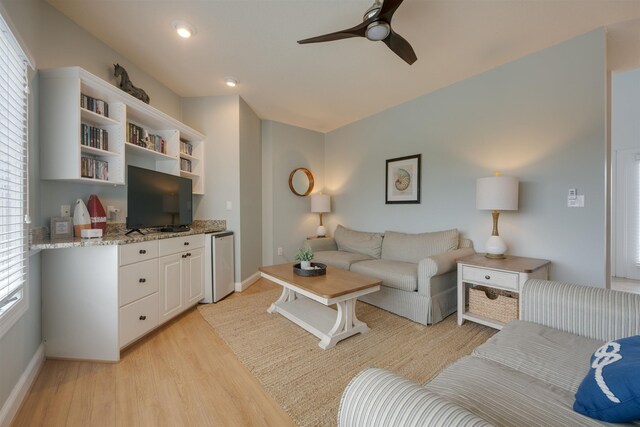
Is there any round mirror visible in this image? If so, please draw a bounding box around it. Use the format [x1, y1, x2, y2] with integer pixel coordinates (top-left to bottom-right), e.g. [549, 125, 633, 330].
[289, 168, 314, 196]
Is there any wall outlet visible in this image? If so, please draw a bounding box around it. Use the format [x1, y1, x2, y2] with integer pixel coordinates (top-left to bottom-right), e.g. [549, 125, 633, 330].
[568, 195, 585, 208]
[61, 205, 71, 217]
[277, 247, 283, 256]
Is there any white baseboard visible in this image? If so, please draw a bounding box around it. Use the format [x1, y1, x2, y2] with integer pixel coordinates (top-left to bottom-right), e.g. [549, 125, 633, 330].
[235, 271, 261, 292]
[0, 343, 45, 427]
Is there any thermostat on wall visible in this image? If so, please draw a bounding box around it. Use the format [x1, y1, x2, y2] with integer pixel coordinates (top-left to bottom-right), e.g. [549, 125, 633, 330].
[81, 229, 103, 239]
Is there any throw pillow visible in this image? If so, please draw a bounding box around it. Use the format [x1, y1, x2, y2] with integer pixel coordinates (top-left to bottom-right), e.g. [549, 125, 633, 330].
[334, 225, 383, 258]
[574, 335, 640, 422]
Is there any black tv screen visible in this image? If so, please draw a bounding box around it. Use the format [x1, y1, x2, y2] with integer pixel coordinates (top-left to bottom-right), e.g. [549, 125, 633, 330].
[126, 166, 193, 229]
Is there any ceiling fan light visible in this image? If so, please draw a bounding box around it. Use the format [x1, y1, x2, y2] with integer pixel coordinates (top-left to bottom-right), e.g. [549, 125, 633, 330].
[366, 21, 390, 41]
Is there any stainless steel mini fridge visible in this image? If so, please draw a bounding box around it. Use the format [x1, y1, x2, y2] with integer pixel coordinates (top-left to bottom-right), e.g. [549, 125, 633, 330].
[203, 231, 235, 303]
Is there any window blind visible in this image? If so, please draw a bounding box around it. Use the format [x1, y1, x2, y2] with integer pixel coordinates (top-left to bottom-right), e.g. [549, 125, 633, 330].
[0, 14, 29, 328]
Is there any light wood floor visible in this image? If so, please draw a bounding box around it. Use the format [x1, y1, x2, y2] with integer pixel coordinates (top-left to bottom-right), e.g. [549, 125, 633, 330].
[11, 279, 296, 427]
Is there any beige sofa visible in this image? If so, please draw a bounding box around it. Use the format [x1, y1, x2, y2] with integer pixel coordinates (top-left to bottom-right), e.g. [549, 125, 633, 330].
[305, 225, 474, 325]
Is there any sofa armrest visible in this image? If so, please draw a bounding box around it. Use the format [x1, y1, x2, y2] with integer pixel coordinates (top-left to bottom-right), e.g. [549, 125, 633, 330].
[521, 279, 640, 341]
[304, 237, 338, 253]
[339, 368, 491, 427]
[417, 247, 475, 295]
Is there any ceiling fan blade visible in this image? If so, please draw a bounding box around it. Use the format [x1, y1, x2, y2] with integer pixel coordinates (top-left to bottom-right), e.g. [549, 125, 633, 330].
[378, 0, 405, 22]
[298, 21, 368, 44]
[383, 29, 417, 65]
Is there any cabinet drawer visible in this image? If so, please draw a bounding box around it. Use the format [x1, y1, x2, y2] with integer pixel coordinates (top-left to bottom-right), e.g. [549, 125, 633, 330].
[159, 234, 205, 257]
[118, 259, 159, 307]
[119, 241, 158, 266]
[462, 266, 519, 291]
[119, 292, 159, 348]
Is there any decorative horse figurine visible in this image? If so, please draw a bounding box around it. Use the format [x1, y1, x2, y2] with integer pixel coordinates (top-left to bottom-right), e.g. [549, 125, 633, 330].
[113, 64, 150, 104]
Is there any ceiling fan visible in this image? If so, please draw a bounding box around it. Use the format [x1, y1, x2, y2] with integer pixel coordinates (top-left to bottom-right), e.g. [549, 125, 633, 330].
[297, 0, 417, 65]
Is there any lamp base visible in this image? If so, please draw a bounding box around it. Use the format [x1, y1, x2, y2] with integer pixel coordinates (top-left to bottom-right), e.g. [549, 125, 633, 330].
[316, 225, 326, 237]
[485, 235, 507, 259]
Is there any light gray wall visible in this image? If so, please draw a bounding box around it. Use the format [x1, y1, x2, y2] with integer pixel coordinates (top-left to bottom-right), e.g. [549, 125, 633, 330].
[181, 96, 241, 281]
[324, 29, 608, 286]
[239, 98, 262, 281]
[612, 67, 640, 151]
[262, 121, 325, 265]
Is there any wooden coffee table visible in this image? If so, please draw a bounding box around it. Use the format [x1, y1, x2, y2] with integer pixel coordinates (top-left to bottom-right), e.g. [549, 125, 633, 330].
[259, 263, 381, 349]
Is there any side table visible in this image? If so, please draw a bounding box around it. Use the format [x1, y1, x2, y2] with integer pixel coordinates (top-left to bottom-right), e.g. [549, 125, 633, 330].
[457, 254, 550, 330]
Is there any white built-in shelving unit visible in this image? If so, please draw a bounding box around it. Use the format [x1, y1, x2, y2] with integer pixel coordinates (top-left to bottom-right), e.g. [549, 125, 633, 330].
[39, 67, 206, 195]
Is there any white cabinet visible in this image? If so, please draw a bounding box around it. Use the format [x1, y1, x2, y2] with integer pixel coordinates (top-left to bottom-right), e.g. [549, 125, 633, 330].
[39, 67, 206, 194]
[42, 234, 206, 362]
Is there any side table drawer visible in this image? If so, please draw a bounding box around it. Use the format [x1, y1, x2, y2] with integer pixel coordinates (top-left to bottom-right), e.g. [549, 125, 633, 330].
[118, 259, 159, 307]
[119, 292, 159, 348]
[462, 266, 519, 291]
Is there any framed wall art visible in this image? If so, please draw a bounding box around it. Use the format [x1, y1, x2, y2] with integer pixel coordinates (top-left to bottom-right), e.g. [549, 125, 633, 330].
[385, 154, 421, 204]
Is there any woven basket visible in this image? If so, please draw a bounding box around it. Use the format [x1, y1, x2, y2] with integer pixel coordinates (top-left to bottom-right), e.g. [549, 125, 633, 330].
[468, 286, 518, 324]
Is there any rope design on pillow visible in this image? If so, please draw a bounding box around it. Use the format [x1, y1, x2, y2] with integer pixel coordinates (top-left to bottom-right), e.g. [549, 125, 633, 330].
[592, 342, 623, 404]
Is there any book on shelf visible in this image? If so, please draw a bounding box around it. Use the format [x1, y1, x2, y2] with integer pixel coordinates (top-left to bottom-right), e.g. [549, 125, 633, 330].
[80, 156, 109, 181]
[180, 158, 192, 173]
[80, 93, 109, 117]
[127, 122, 166, 154]
[180, 140, 193, 156]
[81, 123, 109, 151]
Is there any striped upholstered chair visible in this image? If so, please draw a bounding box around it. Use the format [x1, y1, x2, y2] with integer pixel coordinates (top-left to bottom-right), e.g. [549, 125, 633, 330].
[339, 279, 640, 427]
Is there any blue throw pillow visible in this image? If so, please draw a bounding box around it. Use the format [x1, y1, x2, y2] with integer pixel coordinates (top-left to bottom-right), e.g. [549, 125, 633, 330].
[574, 335, 640, 422]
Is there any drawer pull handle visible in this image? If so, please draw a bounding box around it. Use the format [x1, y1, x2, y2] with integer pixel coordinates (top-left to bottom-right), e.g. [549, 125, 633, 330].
[485, 275, 491, 280]
[184, 242, 190, 246]
[139, 315, 147, 320]
[182, 254, 187, 258]
[139, 278, 146, 283]
[139, 249, 146, 254]
[187, 252, 191, 257]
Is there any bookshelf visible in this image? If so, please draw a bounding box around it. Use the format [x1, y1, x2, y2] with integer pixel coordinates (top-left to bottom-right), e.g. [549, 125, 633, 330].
[39, 67, 206, 194]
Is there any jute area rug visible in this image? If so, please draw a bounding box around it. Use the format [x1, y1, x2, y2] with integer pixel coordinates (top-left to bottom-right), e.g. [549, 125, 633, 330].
[198, 289, 495, 427]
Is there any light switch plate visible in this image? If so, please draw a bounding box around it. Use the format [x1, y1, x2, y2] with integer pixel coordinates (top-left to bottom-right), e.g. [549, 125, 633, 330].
[226, 201, 232, 211]
[568, 195, 585, 207]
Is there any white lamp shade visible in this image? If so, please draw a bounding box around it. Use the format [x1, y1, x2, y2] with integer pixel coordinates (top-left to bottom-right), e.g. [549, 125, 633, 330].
[476, 176, 519, 211]
[311, 194, 331, 213]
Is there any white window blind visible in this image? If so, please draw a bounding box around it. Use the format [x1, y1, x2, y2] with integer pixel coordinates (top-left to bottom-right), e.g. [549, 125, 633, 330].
[0, 12, 29, 336]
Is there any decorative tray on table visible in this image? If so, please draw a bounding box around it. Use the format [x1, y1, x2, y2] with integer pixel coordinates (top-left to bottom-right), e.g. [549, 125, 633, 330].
[293, 262, 327, 277]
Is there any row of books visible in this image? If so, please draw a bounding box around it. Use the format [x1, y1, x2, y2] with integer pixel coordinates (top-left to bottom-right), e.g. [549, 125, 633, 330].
[180, 158, 192, 173]
[180, 140, 193, 156]
[81, 157, 109, 181]
[80, 93, 109, 117]
[127, 122, 167, 154]
[81, 123, 109, 151]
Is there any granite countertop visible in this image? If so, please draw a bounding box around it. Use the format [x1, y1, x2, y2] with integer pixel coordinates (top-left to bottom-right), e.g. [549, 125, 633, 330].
[31, 219, 227, 250]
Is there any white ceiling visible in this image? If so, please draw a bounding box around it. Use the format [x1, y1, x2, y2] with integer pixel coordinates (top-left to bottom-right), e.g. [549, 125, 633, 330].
[47, 0, 640, 133]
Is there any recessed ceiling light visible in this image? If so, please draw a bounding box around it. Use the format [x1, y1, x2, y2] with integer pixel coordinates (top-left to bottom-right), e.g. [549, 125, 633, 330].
[225, 77, 238, 87]
[173, 20, 196, 39]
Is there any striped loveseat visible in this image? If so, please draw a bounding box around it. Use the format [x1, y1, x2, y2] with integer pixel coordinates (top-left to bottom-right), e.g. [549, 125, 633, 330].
[305, 225, 474, 325]
[339, 279, 640, 427]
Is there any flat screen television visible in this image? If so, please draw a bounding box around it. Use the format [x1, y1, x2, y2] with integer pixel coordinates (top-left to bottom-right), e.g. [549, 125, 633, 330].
[126, 166, 193, 233]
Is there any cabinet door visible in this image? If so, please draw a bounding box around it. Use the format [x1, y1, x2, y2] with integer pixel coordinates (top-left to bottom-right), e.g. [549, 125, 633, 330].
[184, 247, 205, 306]
[159, 253, 184, 324]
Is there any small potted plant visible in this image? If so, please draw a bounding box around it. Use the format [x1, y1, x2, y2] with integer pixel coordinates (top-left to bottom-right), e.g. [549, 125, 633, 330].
[294, 247, 314, 270]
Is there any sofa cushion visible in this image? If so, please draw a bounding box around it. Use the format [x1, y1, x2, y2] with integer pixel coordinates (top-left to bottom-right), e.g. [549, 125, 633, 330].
[472, 320, 603, 393]
[312, 250, 374, 271]
[334, 225, 383, 259]
[574, 335, 640, 423]
[425, 356, 633, 427]
[381, 229, 459, 263]
[350, 259, 417, 292]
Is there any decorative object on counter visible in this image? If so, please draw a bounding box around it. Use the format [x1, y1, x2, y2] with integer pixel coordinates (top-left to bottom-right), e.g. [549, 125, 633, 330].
[289, 167, 314, 196]
[293, 262, 327, 277]
[294, 247, 314, 269]
[50, 217, 73, 239]
[72, 198, 91, 236]
[113, 63, 150, 104]
[87, 194, 107, 234]
[81, 228, 103, 239]
[386, 154, 421, 204]
[476, 172, 519, 259]
[311, 193, 331, 237]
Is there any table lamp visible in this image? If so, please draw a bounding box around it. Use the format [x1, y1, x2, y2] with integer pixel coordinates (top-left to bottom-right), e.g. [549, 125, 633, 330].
[476, 173, 519, 259]
[311, 193, 331, 237]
